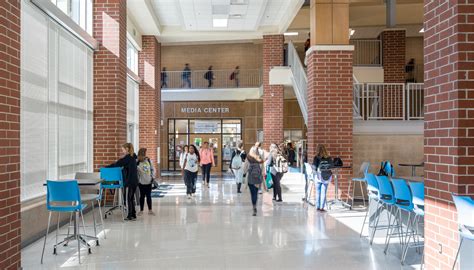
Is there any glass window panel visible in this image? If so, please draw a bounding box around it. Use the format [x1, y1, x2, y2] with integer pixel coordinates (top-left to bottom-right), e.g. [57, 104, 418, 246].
[174, 134, 188, 159]
[190, 119, 221, 133]
[175, 119, 188, 133]
[168, 135, 175, 160]
[168, 119, 174, 134]
[222, 119, 241, 133]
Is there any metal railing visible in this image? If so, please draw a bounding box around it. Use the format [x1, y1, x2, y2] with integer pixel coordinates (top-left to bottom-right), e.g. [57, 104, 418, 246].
[287, 41, 308, 125]
[350, 39, 382, 66]
[161, 69, 262, 89]
[353, 83, 424, 120]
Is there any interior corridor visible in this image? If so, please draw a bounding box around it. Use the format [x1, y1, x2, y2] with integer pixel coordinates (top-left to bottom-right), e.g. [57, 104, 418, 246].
[22, 174, 421, 270]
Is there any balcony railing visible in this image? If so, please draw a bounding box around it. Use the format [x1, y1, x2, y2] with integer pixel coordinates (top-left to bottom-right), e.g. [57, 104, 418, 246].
[161, 69, 262, 89]
[350, 39, 382, 66]
[353, 83, 424, 120]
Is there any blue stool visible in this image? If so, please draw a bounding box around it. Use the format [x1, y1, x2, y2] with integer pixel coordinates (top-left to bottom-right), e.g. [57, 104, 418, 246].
[41, 180, 89, 264]
[402, 181, 425, 266]
[347, 162, 370, 208]
[451, 194, 474, 270]
[370, 175, 397, 245]
[100, 167, 125, 220]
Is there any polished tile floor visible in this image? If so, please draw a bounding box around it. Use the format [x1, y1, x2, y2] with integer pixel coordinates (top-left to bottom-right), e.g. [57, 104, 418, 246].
[22, 173, 422, 269]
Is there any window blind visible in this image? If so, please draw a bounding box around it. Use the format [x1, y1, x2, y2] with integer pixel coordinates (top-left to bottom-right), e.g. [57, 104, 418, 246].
[20, 0, 93, 201]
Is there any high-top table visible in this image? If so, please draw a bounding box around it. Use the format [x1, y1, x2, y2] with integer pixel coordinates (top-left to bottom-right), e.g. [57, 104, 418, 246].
[43, 179, 101, 253]
[399, 162, 424, 177]
[327, 165, 352, 210]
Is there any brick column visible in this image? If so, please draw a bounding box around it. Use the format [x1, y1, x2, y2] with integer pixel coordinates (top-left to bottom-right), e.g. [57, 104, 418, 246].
[424, 1, 474, 269]
[93, 0, 127, 170]
[0, 0, 21, 269]
[139, 36, 161, 176]
[379, 29, 406, 118]
[307, 46, 353, 200]
[263, 35, 284, 148]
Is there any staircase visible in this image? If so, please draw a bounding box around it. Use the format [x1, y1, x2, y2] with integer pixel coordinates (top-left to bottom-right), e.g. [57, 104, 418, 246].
[287, 42, 308, 125]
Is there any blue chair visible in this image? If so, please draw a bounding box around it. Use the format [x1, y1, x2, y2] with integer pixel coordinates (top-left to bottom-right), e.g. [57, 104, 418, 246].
[41, 180, 88, 264]
[384, 178, 414, 257]
[360, 173, 380, 238]
[304, 163, 315, 203]
[369, 175, 397, 245]
[451, 194, 474, 270]
[100, 167, 125, 220]
[347, 162, 370, 208]
[402, 181, 425, 266]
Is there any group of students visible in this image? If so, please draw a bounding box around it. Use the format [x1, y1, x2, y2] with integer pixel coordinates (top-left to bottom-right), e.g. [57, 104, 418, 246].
[160, 64, 241, 88]
[107, 143, 156, 221]
[179, 142, 215, 198]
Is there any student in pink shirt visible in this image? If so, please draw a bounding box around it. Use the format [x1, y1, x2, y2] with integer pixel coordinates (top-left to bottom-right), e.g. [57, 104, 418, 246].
[199, 142, 215, 188]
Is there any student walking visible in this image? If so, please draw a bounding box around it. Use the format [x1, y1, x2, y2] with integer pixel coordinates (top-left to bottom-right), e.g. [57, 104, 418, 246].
[179, 145, 189, 178]
[182, 145, 200, 199]
[107, 143, 138, 221]
[266, 143, 284, 202]
[137, 148, 155, 216]
[230, 66, 240, 87]
[230, 142, 246, 193]
[181, 63, 191, 88]
[161, 67, 168, 88]
[247, 142, 264, 216]
[313, 144, 333, 211]
[199, 142, 215, 188]
[204, 65, 214, 88]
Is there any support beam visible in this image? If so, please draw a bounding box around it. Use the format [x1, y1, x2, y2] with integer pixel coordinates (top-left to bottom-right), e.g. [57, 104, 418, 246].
[386, 0, 397, 28]
[310, 0, 350, 45]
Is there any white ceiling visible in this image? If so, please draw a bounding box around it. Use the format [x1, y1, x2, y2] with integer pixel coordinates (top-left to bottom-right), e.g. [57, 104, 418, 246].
[128, 0, 304, 43]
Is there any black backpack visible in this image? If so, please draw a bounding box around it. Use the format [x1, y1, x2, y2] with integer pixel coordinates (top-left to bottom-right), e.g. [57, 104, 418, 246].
[318, 158, 333, 181]
[377, 161, 394, 177]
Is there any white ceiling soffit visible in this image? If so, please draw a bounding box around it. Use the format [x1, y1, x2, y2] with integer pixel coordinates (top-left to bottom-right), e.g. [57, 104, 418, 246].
[127, 0, 162, 35]
[129, 0, 304, 43]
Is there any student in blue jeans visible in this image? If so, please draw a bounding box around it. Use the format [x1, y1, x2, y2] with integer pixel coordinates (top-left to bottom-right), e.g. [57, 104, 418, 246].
[313, 145, 333, 212]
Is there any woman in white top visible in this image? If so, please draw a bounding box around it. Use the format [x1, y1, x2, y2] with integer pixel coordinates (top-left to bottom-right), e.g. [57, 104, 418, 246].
[182, 145, 200, 199]
[230, 142, 246, 194]
[179, 145, 189, 185]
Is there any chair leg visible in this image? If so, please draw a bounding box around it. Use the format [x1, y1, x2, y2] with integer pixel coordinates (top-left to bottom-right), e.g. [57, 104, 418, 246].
[41, 212, 52, 264]
[120, 188, 125, 221]
[402, 213, 415, 264]
[359, 181, 366, 208]
[370, 203, 383, 245]
[55, 212, 60, 245]
[384, 206, 394, 253]
[452, 237, 463, 270]
[81, 210, 87, 237]
[346, 180, 352, 205]
[351, 181, 356, 207]
[66, 212, 73, 238]
[97, 199, 106, 239]
[360, 197, 371, 237]
[91, 201, 98, 243]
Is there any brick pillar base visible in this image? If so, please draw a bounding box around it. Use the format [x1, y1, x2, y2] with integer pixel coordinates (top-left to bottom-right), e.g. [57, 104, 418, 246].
[0, 1, 21, 269]
[307, 46, 354, 200]
[139, 36, 161, 176]
[424, 1, 474, 269]
[263, 35, 284, 148]
[93, 0, 127, 170]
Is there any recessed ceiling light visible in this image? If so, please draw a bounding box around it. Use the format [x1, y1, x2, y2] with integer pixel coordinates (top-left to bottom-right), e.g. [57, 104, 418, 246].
[419, 28, 424, 33]
[229, 14, 243, 19]
[284, 32, 299, 36]
[213, 18, 228, 27]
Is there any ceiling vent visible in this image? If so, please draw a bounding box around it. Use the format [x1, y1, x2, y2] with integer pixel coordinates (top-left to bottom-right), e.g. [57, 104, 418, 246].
[212, 5, 229, 15]
[230, 0, 248, 5]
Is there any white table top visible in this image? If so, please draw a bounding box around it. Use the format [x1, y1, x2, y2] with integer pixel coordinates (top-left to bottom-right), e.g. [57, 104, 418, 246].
[43, 179, 101, 186]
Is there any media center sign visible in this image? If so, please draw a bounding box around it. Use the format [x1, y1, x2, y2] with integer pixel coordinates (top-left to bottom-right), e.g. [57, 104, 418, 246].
[181, 107, 230, 114]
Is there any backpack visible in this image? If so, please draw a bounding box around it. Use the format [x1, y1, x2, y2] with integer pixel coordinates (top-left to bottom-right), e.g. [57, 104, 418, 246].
[138, 159, 153, 185]
[378, 161, 394, 177]
[230, 72, 235, 80]
[231, 150, 243, 169]
[274, 154, 289, 173]
[204, 71, 211, 80]
[318, 159, 333, 181]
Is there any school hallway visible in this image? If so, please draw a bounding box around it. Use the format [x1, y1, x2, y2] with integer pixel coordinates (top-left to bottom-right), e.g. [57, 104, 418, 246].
[22, 173, 421, 270]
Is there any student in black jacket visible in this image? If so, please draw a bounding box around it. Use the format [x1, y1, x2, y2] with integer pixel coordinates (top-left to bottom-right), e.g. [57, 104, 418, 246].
[108, 143, 138, 221]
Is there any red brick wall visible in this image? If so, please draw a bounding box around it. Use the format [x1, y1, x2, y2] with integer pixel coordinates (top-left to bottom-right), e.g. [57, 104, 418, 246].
[307, 48, 353, 200]
[139, 36, 161, 175]
[263, 35, 284, 148]
[93, 0, 127, 170]
[0, 0, 21, 269]
[424, 1, 474, 269]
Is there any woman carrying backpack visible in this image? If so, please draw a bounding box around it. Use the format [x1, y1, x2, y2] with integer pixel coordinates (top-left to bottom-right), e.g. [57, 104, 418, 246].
[266, 143, 284, 202]
[137, 148, 155, 216]
[182, 145, 200, 199]
[313, 144, 333, 212]
[230, 142, 246, 194]
[247, 142, 264, 216]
